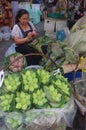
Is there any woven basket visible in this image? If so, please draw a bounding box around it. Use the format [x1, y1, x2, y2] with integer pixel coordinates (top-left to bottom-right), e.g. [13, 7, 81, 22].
[72, 78, 86, 115]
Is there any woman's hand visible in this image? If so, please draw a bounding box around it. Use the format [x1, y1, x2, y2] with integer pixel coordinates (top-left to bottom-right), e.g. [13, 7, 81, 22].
[26, 31, 38, 42]
[26, 32, 33, 41]
[32, 31, 38, 38]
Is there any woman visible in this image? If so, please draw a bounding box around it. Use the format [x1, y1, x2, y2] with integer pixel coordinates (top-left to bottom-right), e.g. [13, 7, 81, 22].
[11, 9, 46, 65]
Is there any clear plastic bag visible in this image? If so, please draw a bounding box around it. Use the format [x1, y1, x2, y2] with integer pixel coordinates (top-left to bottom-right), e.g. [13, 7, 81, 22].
[0, 31, 3, 41]
[0, 26, 11, 41]
[3, 32, 11, 41]
[5, 43, 16, 57]
[0, 97, 76, 130]
[0, 66, 76, 130]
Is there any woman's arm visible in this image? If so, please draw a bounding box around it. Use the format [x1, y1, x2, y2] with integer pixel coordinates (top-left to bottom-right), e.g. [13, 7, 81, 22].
[11, 24, 33, 45]
[13, 35, 32, 45]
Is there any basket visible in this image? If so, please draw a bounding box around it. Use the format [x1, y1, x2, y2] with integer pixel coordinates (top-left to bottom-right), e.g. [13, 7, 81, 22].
[0, 64, 75, 130]
[72, 77, 86, 115]
[2, 52, 58, 73]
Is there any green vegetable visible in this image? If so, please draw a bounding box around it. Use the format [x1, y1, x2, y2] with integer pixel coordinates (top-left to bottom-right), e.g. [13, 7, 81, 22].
[0, 68, 72, 112]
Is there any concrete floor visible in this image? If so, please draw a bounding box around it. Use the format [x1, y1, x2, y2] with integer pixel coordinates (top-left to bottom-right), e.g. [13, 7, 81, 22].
[0, 39, 13, 70]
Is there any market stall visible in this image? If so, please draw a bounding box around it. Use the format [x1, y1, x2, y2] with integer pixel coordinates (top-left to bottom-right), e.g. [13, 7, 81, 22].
[0, 1, 86, 130]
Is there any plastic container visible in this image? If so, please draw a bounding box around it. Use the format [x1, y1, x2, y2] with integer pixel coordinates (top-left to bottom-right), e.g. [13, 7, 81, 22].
[48, 13, 65, 19]
[56, 30, 66, 41]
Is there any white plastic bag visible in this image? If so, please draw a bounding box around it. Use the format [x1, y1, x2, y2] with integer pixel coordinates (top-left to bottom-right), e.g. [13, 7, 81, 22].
[3, 32, 11, 41]
[0, 31, 3, 41]
[5, 43, 16, 57]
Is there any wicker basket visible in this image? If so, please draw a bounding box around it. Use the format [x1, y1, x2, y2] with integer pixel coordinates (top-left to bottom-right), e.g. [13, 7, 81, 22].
[72, 77, 86, 115]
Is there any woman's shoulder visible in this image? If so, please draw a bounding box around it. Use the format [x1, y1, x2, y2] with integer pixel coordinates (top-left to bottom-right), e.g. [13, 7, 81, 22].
[11, 24, 21, 37]
[12, 24, 19, 29]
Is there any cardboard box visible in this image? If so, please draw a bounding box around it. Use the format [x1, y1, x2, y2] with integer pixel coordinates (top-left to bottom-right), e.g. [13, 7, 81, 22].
[56, 20, 67, 31]
[45, 32, 56, 39]
[44, 18, 56, 33]
[44, 18, 67, 32]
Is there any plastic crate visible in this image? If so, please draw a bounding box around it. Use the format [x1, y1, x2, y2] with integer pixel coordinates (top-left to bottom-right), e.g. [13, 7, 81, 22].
[64, 70, 82, 81]
[56, 30, 66, 41]
[48, 13, 65, 19]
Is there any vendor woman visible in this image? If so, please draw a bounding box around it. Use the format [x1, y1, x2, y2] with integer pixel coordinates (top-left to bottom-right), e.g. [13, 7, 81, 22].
[11, 9, 46, 65]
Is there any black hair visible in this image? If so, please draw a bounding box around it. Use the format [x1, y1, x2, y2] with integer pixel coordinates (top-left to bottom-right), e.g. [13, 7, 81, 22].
[15, 9, 29, 24]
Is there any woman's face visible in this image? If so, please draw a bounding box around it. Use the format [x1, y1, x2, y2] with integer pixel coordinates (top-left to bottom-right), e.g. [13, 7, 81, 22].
[19, 13, 29, 25]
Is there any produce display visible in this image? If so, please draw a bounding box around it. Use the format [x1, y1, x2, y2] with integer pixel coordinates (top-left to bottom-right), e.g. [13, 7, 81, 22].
[29, 36, 81, 72]
[0, 68, 71, 111]
[0, 68, 72, 129]
[2, 17, 86, 129]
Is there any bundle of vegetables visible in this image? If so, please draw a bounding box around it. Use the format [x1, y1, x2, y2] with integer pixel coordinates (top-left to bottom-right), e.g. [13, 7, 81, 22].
[0, 68, 74, 130]
[29, 36, 79, 71]
[34, 33, 86, 72]
[0, 68, 72, 112]
[3, 52, 27, 73]
[30, 36, 53, 54]
[39, 40, 79, 71]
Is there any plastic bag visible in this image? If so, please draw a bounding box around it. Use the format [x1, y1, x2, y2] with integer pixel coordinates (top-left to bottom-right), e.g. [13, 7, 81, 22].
[71, 15, 86, 32]
[28, 8, 42, 24]
[5, 43, 16, 57]
[62, 97, 77, 127]
[3, 32, 11, 41]
[0, 31, 3, 41]
[0, 66, 76, 129]
[68, 29, 86, 55]
[24, 97, 76, 128]
[0, 26, 11, 41]
[0, 98, 75, 130]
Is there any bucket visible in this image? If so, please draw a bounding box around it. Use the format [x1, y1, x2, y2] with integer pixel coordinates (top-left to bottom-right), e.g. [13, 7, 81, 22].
[56, 30, 66, 41]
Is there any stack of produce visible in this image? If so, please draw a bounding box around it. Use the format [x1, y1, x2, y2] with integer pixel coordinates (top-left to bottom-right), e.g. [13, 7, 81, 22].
[0, 68, 73, 130]
[30, 28, 86, 72]
[3, 52, 27, 72]
[30, 36, 79, 71]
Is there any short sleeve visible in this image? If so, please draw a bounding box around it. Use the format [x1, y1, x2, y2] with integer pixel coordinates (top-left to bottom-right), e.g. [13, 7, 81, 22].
[11, 24, 23, 38]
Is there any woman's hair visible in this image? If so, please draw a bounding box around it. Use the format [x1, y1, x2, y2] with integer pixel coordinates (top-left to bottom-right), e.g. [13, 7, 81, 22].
[15, 9, 29, 24]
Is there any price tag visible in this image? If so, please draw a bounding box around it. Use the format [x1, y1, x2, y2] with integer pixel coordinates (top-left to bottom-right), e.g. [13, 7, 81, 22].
[0, 70, 5, 88]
